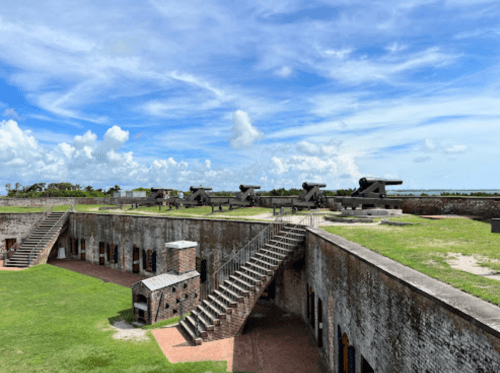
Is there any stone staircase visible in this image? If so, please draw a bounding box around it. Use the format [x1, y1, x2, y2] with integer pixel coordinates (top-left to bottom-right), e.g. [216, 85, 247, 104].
[180, 222, 306, 345]
[5, 211, 69, 268]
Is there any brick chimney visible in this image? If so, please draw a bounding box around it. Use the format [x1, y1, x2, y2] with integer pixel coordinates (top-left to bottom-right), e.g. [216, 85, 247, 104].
[165, 240, 197, 275]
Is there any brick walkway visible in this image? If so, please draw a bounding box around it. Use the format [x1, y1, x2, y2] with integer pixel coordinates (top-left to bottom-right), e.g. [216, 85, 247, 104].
[0, 260, 26, 271]
[152, 300, 326, 372]
[48, 259, 146, 288]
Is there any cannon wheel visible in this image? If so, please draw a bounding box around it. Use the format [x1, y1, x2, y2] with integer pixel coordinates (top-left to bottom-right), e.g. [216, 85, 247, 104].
[229, 204, 233, 211]
[292, 206, 297, 214]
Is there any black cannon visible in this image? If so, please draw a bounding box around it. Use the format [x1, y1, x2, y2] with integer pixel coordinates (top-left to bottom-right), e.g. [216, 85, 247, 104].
[291, 182, 328, 213]
[207, 185, 262, 213]
[334, 178, 403, 210]
[176, 186, 213, 208]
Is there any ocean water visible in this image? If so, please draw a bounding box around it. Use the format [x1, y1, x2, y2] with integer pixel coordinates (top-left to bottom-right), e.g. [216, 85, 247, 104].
[385, 190, 500, 196]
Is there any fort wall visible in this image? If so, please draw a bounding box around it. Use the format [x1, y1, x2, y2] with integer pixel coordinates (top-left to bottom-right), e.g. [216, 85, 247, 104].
[0, 213, 42, 255]
[304, 228, 500, 373]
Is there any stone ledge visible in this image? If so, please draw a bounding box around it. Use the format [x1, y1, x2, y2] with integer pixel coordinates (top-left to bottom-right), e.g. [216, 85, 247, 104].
[307, 227, 500, 340]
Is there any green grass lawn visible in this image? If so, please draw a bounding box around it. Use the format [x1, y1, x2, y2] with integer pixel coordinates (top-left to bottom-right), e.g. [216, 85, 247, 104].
[0, 264, 234, 373]
[321, 215, 500, 306]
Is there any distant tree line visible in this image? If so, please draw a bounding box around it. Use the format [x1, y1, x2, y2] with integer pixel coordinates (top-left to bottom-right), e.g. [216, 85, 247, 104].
[4, 182, 121, 198]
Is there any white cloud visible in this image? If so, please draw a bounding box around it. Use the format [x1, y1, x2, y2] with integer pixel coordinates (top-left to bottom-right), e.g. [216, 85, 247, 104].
[274, 66, 293, 78]
[444, 144, 467, 154]
[230, 110, 264, 149]
[413, 156, 431, 163]
[2, 108, 20, 120]
[323, 48, 353, 59]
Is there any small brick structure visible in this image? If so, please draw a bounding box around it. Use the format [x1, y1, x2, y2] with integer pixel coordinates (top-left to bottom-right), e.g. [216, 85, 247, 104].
[132, 241, 200, 324]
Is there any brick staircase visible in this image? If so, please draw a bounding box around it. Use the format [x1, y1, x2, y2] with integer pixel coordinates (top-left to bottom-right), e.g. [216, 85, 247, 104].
[4, 211, 69, 268]
[180, 221, 307, 345]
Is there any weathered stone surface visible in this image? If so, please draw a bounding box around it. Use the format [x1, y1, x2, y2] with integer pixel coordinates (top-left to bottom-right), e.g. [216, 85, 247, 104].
[0, 213, 42, 256]
[400, 196, 500, 219]
[305, 227, 500, 373]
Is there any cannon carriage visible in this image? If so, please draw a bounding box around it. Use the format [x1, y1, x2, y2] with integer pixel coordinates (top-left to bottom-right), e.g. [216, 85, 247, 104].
[288, 182, 328, 213]
[208, 185, 262, 212]
[334, 177, 403, 210]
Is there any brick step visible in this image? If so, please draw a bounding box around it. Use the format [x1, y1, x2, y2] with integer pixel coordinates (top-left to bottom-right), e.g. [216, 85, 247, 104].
[247, 261, 273, 275]
[185, 315, 208, 339]
[219, 284, 244, 302]
[202, 299, 226, 320]
[255, 252, 283, 264]
[208, 295, 232, 314]
[269, 239, 297, 247]
[197, 303, 220, 325]
[264, 243, 293, 253]
[213, 289, 238, 307]
[274, 234, 303, 241]
[229, 275, 255, 291]
[234, 271, 262, 286]
[259, 248, 286, 259]
[179, 320, 202, 345]
[250, 257, 278, 270]
[240, 266, 267, 280]
[191, 309, 214, 331]
[224, 279, 250, 295]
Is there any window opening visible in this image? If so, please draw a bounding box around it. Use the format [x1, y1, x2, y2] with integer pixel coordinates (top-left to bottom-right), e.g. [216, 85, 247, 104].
[99, 242, 105, 265]
[81, 239, 86, 261]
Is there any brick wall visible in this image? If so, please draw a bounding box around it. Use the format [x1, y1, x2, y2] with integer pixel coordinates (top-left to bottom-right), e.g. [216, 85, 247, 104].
[0, 213, 42, 255]
[69, 213, 267, 278]
[306, 228, 500, 373]
[0, 197, 117, 206]
[132, 274, 200, 325]
[400, 196, 500, 219]
[169, 246, 196, 274]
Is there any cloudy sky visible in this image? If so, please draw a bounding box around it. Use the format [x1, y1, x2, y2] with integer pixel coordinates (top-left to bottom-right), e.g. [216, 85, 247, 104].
[0, 0, 498, 193]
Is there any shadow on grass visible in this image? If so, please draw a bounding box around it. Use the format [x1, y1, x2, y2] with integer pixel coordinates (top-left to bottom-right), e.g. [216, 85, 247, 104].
[108, 308, 135, 326]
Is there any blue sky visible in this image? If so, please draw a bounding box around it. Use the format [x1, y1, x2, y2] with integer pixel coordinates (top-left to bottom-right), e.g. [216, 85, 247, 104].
[0, 0, 499, 193]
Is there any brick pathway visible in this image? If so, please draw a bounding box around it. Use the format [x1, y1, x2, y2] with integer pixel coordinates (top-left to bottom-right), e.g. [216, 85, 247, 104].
[152, 301, 326, 372]
[0, 260, 26, 271]
[48, 259, 146, 288]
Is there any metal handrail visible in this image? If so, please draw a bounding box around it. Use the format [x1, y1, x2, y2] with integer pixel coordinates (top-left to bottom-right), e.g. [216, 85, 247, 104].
[21, 204, 54, 245]
[205, 212, 312, 313]
[27, 209, 69, 267]
[200, 208, 293, 300]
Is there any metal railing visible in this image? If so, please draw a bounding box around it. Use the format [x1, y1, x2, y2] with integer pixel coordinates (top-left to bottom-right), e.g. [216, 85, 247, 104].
[21, 204, 54, 246]
[27, 209, 69, 267]
[200, 208, 293, 300]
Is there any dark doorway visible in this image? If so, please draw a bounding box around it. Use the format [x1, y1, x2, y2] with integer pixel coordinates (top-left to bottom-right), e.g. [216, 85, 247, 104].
[261, 279, 276, 300]
[133, 246, 139, 273]
[361, 356, 374, 373]
[5, 238, 17, 258]
[318, 297, 323, 348]
[99, 242, 105, 265]
[81, 239, 86, 260]
[200, 259, 207, 283]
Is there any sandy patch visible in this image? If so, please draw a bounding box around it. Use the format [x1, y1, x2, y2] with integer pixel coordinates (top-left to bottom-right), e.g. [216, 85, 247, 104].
[109, 319, 149, 341]
[446, 253, 500, 281]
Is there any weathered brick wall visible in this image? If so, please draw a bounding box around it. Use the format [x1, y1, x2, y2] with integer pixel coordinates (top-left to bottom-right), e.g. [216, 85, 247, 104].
[306, 228, 500, 373]
[0, 213, 42, 255]
[400, 196, 500, 218]
[271, 255, 306, 316]
[169, 246, 197, 274]
[0, 197, 116, 207]
[68, 213, 267, 278]
[132, 282, 152, 323]
[150, 276, 200, 324]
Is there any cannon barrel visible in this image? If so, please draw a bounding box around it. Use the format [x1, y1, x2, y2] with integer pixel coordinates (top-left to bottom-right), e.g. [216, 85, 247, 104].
[302, 182, 327, 190]
[150, 187, 173, 192]
[359, 178, 402, 187]
[189, 186, 213, 192]
[239, 185, 261, 191]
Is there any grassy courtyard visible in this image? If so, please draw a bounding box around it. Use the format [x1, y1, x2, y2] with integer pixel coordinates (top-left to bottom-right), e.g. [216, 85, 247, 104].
[321, 215, 500, 307]
[0, 264, 233, 373]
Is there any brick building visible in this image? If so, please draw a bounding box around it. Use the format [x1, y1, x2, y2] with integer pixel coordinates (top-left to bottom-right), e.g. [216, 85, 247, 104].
[132, 241, 200, 324]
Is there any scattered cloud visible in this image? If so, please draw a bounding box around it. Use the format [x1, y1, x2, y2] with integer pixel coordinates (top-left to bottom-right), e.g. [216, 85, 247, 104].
[2, 108, 20, 120]
[414, 156, 432, 163]
[274, 66, 293, 78]
[230, 110, 264, 149]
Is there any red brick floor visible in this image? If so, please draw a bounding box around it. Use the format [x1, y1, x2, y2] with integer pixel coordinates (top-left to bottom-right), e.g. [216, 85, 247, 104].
[153, 300, 326, 373]
[48, 259, 146, 288]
